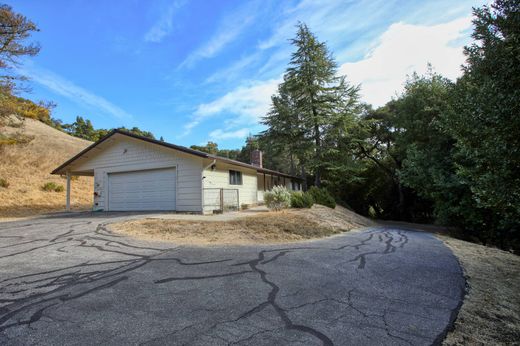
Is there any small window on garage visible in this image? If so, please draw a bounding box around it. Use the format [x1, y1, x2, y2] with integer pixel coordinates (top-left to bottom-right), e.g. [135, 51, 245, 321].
[229, 170, 243, 185]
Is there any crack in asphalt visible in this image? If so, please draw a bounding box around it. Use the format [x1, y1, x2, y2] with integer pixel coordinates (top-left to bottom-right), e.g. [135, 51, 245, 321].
[0, 217, 464, 346]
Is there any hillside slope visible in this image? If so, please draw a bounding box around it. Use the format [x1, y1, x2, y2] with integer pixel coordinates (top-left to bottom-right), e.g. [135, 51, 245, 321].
[0, 118, 93, 218]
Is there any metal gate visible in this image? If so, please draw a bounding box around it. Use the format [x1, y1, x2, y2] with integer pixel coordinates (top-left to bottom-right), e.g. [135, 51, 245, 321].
[203, 188, 239, 213]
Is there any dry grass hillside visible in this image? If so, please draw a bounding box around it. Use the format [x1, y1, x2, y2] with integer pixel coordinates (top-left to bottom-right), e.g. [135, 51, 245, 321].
[0, 118, 93, 219]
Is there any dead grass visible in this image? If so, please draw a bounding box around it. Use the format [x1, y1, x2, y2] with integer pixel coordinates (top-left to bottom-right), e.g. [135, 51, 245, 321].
[441, 236, 520, 345]
[112, 205, 375, 245]
[0, 118, 93, 219]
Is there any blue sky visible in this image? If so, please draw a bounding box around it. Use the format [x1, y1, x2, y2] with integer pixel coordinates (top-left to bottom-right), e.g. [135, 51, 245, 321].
[10, 0, 485, 148]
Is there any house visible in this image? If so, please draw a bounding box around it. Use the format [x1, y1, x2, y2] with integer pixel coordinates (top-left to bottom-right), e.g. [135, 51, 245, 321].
[52, 129, 302, 213]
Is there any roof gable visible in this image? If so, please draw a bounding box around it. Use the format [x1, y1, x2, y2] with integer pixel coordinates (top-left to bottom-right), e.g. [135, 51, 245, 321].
[51, 129, 301, 180]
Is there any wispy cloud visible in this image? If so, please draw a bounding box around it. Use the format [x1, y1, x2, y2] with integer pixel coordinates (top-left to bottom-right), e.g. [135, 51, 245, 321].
[181, 78, 280, 137]
[144, 0, 186, 43]
[204, 52, 260, 84]
[339, 16, 472, 107]
[19, 64, 132, 119]
[179, 2, 259, 69]
[209, 128, 251, 141]
[258, 0, 393, 53]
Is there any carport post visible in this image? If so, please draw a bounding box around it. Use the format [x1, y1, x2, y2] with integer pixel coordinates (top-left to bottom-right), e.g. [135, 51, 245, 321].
[66, 172, 71, 212]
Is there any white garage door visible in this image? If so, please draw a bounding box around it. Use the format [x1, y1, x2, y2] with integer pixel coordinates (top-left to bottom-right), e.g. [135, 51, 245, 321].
[108, 168, 176, 211]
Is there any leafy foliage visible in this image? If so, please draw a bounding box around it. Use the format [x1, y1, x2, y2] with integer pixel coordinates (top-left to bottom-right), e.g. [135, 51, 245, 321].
[264, 186, 291, 211]
[0, 4, 45, 145]
[441, 0, 520, 249]
[0, 178, 9, 188]
[191, 141, 242, 160]
[41, 182, 64, 192]
[307, 186, 336, 209]
[55, 116, 155, 141]
[290, 191, 314, 208]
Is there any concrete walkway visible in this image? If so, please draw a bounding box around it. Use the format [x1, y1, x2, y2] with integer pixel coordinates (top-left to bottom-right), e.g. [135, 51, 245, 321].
[144, 205, 270, 221]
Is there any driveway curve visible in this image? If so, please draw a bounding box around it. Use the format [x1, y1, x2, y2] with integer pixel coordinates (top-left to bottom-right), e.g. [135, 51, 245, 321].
[0, 214, 465, 345]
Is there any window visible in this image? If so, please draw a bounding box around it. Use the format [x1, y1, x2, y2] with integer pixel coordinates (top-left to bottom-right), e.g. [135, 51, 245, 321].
[229, 170, 243, 185]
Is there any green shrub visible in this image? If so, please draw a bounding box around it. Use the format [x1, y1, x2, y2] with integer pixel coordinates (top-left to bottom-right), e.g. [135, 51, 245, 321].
[0, 178, 9, 188]
[290, 191, 314, 208]
[41, 182, 64, 192]
[307, 186, 336, 208]
[264, 185, 291, 211]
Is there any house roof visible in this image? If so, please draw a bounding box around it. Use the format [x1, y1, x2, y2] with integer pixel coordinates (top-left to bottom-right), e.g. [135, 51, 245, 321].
[51, 129, 302, 180]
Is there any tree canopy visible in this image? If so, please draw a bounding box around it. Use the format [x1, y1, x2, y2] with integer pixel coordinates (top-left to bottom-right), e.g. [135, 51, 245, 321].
[256, 1, 520, 250]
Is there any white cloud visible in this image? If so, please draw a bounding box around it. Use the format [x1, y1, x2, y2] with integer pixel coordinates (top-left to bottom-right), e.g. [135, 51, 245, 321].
[339, 16, 472, 107]
[258, 0, 392, 52]
[144, 1, 185, 43]
[183, 78, 279, 136]
[20, 65, 132, 119]
[204, 52, 259, 84]
[179, 2, 258, 68]
[209, 128, 251, 141]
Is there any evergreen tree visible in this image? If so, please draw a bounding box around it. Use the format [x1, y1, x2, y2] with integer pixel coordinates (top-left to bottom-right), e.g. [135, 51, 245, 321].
[263, 23, 360, 187]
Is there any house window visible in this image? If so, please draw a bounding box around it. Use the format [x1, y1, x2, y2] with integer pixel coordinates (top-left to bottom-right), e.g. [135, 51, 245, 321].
[229, 170, 243, 185]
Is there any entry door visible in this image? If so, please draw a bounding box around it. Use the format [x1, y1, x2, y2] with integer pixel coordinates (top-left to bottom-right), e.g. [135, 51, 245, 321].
[107, 168, 176, 211]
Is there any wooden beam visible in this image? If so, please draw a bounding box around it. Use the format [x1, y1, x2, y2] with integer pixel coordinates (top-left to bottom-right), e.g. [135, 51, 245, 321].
[66, 172, 71, 212]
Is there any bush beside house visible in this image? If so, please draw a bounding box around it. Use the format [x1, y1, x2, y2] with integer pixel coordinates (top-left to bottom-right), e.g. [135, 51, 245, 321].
[290, 191, 314, 208]
[307, 187, 336, 208]
[264, 185, 291, 211]
[265, 186, 336, 210]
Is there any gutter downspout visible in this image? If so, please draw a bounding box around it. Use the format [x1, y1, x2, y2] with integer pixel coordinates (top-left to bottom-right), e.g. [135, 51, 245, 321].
[201, 159, 216, 214]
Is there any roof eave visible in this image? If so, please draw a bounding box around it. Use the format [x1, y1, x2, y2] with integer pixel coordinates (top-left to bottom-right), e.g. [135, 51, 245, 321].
[51, 129, 302, 180]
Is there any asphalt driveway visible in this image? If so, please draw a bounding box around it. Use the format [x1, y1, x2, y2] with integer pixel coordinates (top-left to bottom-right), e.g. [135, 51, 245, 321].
[0, 213, 465, 345]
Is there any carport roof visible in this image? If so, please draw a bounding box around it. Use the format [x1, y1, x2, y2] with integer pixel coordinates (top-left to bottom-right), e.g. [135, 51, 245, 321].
[51, 129, 302, 180]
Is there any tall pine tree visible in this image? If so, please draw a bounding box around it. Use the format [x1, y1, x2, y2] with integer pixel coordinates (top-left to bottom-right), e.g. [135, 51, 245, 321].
[263, 23, 360, 187]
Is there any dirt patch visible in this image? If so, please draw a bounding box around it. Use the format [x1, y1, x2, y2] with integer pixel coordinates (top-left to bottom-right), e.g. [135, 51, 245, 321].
[441, 236, 520, 345]
[112, 205, 374, 245]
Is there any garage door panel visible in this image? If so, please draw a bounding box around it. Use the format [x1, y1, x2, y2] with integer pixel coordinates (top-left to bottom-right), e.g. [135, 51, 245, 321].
[108, 168, 176, 211]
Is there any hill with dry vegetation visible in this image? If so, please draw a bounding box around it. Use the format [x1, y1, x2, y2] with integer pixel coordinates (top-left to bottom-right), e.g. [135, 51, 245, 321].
[0, 118, 93, 219]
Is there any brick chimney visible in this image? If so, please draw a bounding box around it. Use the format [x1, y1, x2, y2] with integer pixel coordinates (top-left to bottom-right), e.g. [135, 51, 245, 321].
[250, 149, 263, 168]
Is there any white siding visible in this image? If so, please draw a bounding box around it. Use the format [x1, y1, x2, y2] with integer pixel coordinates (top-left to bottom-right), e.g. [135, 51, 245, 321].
[71, 135, 203, 212]
[202, 162, 257, 213]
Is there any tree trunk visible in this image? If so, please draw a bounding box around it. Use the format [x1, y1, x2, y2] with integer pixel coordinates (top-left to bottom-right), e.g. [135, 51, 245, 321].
[314, 123, 321, 187]
[289, 152, 295, 176]
[397, 181, 405, 219]
[311, 102, 321, 187]
[301, 165, 308, 191]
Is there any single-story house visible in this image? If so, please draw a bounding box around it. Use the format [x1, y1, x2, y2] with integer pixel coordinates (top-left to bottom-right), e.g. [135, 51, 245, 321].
[52, 129, 302, 213]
